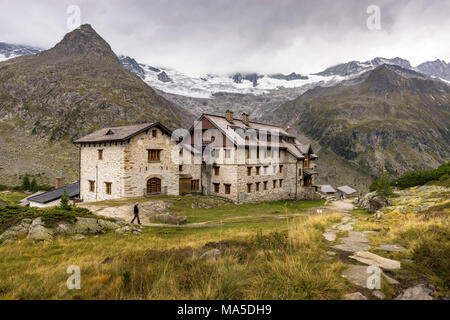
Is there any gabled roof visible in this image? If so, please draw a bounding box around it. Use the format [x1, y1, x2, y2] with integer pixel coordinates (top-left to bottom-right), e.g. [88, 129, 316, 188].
[194, 114, 309, 159]
[28, 181, 80, 204]
[74, 122, 172, 144]
[19, 191, 45, 207]
[319, 185, 337, 193]
[337, 185, 357, 195]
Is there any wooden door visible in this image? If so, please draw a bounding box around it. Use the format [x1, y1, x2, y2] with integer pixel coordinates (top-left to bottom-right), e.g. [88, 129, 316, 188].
[147, 178, 161, 194]
[179, 178, 192, 195]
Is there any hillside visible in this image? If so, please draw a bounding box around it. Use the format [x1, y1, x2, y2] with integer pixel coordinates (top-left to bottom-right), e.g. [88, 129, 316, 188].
[0, 25, 194, 185]
[266, 65, 450, 189]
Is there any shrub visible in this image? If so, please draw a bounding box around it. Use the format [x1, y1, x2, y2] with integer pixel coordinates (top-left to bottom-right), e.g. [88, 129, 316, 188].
[59, 190, 71, 210]
[21, 175, 30, 191]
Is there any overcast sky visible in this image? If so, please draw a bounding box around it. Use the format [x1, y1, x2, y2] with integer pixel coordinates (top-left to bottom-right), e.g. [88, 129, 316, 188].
[1, 0, 449, 75]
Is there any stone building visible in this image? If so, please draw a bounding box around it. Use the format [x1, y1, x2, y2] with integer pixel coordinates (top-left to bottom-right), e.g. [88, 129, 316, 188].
[74, 123, 200, 203]
[74, 112, 318, 204]
[189, 111, 318, 203]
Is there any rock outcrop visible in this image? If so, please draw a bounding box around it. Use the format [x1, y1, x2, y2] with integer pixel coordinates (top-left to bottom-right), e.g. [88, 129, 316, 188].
[358, 191, 392, 212]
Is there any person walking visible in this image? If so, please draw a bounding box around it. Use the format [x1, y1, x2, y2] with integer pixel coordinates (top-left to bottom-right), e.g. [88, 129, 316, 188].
[130, 202, 141, 225]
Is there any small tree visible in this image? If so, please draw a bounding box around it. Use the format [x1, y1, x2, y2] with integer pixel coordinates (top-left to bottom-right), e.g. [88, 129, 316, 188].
[376, 172, 392, 196]
[60, 189, 71, 210]
[30, 178, 38, 193]
[21, 175, 31, 191]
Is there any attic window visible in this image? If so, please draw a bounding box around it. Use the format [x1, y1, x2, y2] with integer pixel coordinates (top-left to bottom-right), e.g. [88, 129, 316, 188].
[106, 129, 117, 135]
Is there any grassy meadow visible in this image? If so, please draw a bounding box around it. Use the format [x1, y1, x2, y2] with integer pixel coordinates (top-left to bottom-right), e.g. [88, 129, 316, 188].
[0, 211, 349, 299]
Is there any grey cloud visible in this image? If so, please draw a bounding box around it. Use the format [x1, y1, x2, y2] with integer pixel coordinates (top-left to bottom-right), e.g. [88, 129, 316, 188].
[1, 0, 449, 75]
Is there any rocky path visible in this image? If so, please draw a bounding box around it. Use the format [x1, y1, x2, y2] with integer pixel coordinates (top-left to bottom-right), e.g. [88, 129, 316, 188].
[323, 200, 433, 300]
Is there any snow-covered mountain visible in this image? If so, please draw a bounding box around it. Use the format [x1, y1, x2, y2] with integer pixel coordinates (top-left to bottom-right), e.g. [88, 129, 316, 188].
[315, 57, 412, 77]
[1, 42, 447, 99]
[0, 42, 41, 61]
[416, 59, 450, 81]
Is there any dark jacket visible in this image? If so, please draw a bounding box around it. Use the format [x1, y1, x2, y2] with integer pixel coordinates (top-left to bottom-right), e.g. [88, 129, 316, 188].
[134, 205, 139, 215]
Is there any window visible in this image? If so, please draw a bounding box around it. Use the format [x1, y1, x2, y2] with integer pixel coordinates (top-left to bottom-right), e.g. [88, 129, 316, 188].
[224, 184, 231, 195]
[264, 166, 268, 174]
[148, 149, 161, 162]
[299, 168, 302, 176]
[105, 182, 112, 195]
[214, 166, 220, 176]
[280, 165, 283, 173]
[263, 181, 268, 190]
[98, 149, 103, 160]
[179, 148, 183, 156]
[89, 180, 95, 192]
[213, 183, 220, 193]
[191, 179, 199, 191]
[247, 167, 252, 176]
[152, 129, 157, 138]
[256, 166, 260, 175]
[247, 183, 252, 193]
[279, 179, 283, 187]
[273, 180, 277, 188]
[179, 165, 183, 172]
[256, 182, 260, 192]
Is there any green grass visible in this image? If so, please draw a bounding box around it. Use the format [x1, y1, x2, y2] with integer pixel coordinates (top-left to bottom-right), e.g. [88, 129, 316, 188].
[168, 198, 325, 224]
[0, 191, 27, 206]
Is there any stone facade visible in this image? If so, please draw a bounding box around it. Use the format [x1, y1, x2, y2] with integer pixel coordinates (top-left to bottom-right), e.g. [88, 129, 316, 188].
[76, 115, 318, 204]
[78, 125, 201, 203]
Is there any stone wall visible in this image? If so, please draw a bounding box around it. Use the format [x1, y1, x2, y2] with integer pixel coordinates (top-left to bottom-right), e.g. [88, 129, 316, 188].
[80, 143, 125, 202]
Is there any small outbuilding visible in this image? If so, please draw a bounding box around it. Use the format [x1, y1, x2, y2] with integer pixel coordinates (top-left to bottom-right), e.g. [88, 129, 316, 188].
[28, 181, 80, 208]
[337, 185, 357, 198]
[318, 184, 337, 195]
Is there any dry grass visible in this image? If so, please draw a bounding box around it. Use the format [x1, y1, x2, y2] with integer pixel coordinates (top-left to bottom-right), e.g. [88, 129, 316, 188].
[0, 213, 349, 300]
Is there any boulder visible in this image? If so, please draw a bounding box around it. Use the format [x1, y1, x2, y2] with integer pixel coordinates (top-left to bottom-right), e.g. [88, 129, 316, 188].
[349, 251, 401, 270]
[377, 244, 407, 252]
[342, 265, 399, 288]
[323, 231, 336, 242]
[97, 219, 121, 230]
[72, 217, 105, 234]
[27, 217, 54, 241]
[155, 213, 187, 225]
[344, 292, 367, 300]
[72, 234, 86, 240]
[358, 192, 392, 213]
[115, 225, 142, 235]
[200, 249, 221, 260]
[1, 219, 32, 241]
[395, 284, 433, 300]
[372, 290, 386, 300]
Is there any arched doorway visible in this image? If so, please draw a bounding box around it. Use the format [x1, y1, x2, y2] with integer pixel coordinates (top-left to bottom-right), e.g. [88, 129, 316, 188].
[147, 178, 161, 194]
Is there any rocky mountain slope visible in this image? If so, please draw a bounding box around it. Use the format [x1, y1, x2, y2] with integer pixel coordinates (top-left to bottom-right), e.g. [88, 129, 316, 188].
[266, 65, 450, 189]
[416, 59, 450, 81]
[0, 24, 193, 185]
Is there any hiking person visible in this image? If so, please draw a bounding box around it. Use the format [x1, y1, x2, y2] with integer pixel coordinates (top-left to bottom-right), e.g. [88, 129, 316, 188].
[130, 202, 141, 225]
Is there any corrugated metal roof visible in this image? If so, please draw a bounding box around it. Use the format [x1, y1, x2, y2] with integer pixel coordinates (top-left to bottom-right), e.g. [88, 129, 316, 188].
[74, 122, 172, 144]
[337, 185, 357, 195]
[28, 181, 80, 204]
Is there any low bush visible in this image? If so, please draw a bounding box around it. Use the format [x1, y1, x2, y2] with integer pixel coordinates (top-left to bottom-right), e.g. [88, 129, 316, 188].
[0, 206, 93, 232]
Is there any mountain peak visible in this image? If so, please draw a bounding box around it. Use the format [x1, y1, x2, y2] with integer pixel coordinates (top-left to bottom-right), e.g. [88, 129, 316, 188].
[51, 24, 116, 58]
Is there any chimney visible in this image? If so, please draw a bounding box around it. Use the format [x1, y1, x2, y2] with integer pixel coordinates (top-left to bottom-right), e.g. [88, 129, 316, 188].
[242, 113, 249, 126]
[55, 169, 65, 189]
[225, 110, 234, 123]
